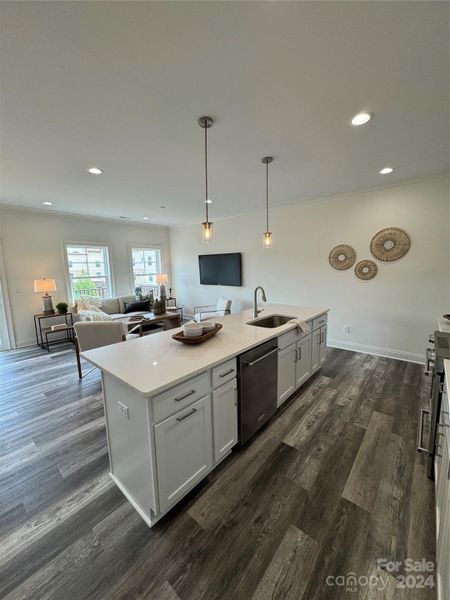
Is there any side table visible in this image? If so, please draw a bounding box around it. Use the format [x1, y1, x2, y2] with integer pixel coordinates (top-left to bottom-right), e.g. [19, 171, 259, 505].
[34, 312, 75, 351]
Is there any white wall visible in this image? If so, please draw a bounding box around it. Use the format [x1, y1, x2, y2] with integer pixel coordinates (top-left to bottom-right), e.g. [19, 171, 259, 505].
[170, 177, 449, 362]
[0, 206, 171, 347]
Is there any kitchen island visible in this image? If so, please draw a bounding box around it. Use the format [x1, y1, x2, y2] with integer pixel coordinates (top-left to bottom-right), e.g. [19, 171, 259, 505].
[82, 304, 328, 527]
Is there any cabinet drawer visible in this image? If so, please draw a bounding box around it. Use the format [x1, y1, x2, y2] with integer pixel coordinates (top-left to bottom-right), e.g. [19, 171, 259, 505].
[312, 313, 328, 331]
[211, 358, 237, 389]
[152, 372, 209, 423]
[278, 330, 298, 350]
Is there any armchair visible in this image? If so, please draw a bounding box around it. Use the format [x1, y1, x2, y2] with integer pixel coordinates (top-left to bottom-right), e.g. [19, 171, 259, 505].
[194, 297, 232, 322]
[74, 321, 142, 379]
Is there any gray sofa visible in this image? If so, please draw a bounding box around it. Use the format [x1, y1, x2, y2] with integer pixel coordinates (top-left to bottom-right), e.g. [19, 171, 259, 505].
[73, 295, 149, 321]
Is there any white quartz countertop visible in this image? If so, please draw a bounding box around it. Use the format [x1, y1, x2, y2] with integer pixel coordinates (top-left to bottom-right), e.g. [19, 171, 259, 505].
[82, 304, 328, 397]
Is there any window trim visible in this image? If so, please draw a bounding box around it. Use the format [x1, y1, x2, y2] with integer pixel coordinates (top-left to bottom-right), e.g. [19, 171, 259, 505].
[128, 244, 165, 295]
[63, 241, 115, 303]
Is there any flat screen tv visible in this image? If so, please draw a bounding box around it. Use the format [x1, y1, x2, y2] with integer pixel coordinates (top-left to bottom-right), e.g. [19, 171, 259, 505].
[198, 253, 242, 286]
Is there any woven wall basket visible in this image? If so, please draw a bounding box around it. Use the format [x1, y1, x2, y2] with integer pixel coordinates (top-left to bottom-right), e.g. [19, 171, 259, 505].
[370, 227, 410, 262]
[329, 244, 356, 270]
[355, 260, 378, 280]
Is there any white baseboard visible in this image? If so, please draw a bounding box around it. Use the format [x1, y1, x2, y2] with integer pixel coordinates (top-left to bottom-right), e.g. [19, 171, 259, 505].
[328, 338, 424, 364]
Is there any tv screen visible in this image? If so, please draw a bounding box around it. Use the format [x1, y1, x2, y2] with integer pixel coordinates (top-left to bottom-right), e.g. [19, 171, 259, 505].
[198, 253, 242, 286]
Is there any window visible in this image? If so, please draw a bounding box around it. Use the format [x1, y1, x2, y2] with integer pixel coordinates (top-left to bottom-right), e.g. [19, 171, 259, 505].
[65, 244, 112, 301]
[131, 247, 162, 295]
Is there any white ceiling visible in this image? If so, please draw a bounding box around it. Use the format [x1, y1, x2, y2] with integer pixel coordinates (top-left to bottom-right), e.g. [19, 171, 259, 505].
[0, 1, 448, 226]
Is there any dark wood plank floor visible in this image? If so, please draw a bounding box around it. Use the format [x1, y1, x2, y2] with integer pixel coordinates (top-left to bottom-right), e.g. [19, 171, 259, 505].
[0, 344, 436, 600]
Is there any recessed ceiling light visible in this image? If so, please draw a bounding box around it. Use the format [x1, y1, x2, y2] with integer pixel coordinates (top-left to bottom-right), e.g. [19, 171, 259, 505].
[205, 199, 213, 204]
[42, 201, 53, 206]
[350, 112, 374, 126]
[87, 167, 103, 175]
[142, 216, 150, 220]
[379, 166, 395, 175]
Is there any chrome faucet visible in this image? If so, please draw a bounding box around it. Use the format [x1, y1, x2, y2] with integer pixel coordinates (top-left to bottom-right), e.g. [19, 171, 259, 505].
[253, 286, 267, 318]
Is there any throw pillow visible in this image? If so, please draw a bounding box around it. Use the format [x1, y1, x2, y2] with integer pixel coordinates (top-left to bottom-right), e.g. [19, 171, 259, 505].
[123, 300, 150, 314]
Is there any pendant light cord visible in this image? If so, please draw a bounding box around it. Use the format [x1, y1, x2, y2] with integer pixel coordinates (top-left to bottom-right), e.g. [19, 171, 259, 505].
[266, 160, 269, 232]
[204, 123, 209, 223]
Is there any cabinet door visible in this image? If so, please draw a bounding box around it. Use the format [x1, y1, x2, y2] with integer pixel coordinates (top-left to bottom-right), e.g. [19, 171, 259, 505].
[154, 395, 213, 514]
[436, 427, 450, 599]
[212, 379, 238, 463]
[277, 343, 297, 407]
[311, 329, 322, 374]
[320, 325, 328, 365]
[296, 334, 311, 388]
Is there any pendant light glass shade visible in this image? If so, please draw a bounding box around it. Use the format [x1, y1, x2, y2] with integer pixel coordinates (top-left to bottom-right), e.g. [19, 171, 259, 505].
[202, 221, 213, 243]
[263, 231, 272, 248]
[199, 116, 214, 243]
[262, 156, 273, 248]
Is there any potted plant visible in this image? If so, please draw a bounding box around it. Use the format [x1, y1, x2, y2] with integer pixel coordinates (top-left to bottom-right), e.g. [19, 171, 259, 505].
[153, 298, 165, 315]
[55, 302, 68, 315]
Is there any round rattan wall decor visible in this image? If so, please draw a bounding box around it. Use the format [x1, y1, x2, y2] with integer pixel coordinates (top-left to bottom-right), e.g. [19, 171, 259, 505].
[355, 259, 377, 280]
[370, 227, 410, 262]
[329, 244, 356, 270]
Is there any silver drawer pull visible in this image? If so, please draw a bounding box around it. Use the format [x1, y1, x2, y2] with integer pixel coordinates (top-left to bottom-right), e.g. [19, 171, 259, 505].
[257, 412, 266, 422]
[219, 368, 234, 378]
[417, 408, 431, 453]
[174, 389, 196, 402]
[176, 408, 197, 422]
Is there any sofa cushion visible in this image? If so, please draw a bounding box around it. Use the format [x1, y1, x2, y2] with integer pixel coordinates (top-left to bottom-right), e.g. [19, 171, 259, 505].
[124, 300, 150, 314]
[118, 295, 137, 314]
[100, 297, 120, 315]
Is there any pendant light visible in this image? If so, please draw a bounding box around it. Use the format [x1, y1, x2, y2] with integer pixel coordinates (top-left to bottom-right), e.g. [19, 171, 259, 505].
[199, 116, 214, 243]
[262, 156, 273, 248]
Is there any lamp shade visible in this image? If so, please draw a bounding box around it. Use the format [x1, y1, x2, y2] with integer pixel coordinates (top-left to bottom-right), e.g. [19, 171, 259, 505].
[156, 273, 168, 284]
[34, 278, 57, 293]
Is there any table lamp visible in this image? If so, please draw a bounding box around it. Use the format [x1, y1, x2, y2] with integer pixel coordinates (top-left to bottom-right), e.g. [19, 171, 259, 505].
[156, 273, 168, 300]
[34, 278, 57, 314]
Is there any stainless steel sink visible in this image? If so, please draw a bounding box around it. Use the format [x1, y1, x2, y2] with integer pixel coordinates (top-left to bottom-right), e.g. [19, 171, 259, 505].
[247, 314, 294, 328]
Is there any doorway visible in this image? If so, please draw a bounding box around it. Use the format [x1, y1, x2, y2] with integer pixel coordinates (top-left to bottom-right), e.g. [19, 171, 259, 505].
[0, 243, 11, 351]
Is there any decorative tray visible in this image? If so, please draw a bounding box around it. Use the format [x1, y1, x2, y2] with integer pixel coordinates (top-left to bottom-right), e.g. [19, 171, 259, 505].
[172, 323, 222, 345]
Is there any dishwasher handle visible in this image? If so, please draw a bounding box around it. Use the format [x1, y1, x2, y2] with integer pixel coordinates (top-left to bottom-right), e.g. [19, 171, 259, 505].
[242, 347, 278, 367]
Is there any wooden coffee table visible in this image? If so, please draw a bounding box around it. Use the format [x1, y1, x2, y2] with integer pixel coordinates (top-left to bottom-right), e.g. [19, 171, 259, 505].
[123, 311, 181, 335]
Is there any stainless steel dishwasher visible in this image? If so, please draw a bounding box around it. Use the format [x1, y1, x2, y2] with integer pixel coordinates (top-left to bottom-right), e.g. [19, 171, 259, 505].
[238, 339, 278, 444]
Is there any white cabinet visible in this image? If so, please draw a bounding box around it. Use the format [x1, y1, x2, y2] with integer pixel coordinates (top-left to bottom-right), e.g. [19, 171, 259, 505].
[311, 329, 322, 374]
[212, 378, 238, 462]
[277, 333, 312, 407]
[154, 395, 213, 513]
[311, 325, 327, 373]
[296, 334, 312, 387]
[278, 344, 297, 407]
[436, 383, 450, 600]
[320, 325, 328, 365]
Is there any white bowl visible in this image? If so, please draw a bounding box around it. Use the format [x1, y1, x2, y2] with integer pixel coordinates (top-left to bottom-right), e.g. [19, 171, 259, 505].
[201, 321, 216, 332]
[184, 329, 203, 338]
[183, 323, 203, 337]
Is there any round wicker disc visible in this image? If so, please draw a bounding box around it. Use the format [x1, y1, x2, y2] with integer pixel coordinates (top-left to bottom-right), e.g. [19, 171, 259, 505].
[355, 260, 377, 280]
[370, 227, 410, 262]
[328, 244, 356, 270]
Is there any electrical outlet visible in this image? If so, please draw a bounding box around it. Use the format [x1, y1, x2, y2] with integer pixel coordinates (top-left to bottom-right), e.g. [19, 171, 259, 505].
[344, 325, 350, 334]
[118, 401, 129, 419]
